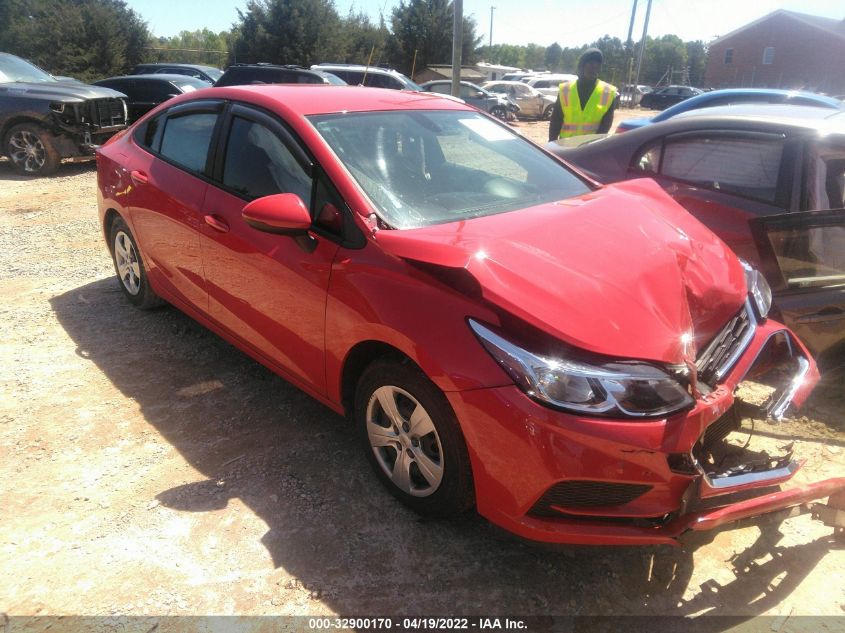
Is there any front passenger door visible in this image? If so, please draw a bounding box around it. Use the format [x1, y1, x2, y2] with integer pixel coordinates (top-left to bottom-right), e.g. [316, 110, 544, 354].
[199, 104, 342, 393]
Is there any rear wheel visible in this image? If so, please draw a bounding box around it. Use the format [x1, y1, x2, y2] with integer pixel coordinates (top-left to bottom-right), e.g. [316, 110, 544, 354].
[109, 216, 164, 309]
[5, 123, 59, 176]
[355, 358, 474, 517]
[542, 104, 555, 120]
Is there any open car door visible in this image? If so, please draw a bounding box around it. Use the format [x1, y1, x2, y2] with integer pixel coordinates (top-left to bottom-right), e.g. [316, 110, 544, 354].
[751, 209, 845, 360]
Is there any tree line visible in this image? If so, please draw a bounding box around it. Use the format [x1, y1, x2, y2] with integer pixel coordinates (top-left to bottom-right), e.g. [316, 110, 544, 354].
[1, 0, 708, 86]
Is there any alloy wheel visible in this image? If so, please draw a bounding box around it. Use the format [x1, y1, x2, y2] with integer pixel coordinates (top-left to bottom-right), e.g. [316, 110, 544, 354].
[366, 385, 444, 497]
[8, 130, 47, 173]
[113, 231, 142, 295]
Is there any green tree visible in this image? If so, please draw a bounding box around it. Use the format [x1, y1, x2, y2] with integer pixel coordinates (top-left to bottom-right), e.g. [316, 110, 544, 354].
[150, 28, 229, 67]
[641, 34, 687, 85]
[0, 0, 149, 82]
[339, 10, 389, 65]
[386, 0, 481, 75]
[685, 40, 707, 87]
[544, 42, 562, 72]
[229, 0, 346, 66]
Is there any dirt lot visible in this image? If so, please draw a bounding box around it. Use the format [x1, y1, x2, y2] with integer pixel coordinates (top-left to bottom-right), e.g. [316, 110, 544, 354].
[1, 116, 844, 628]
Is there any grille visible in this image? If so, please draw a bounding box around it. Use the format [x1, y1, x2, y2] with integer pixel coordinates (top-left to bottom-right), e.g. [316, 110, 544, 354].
[696, 304, 753, 387]
[528, 481, 652, 517]
[89, 98, 126, 128]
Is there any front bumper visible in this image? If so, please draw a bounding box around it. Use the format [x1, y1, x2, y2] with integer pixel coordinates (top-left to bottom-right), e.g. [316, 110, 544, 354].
[448, 318, 843, 545]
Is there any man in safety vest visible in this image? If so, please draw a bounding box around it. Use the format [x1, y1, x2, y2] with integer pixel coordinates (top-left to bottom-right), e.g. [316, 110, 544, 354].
[548, 48, 618, 141]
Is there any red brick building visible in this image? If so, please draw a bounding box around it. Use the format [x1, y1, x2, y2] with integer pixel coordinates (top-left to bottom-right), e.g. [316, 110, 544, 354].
[705, 10, 845, 95]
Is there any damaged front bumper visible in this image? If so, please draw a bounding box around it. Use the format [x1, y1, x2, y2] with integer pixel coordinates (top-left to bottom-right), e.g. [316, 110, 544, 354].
[449, 312, 845, 546]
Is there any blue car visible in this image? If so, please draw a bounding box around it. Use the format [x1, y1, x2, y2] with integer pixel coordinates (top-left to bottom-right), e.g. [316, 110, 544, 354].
[617, 88, 845, 133]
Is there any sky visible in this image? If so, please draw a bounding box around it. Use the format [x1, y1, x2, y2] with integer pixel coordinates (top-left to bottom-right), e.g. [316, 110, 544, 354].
[126, 0, 844, 48]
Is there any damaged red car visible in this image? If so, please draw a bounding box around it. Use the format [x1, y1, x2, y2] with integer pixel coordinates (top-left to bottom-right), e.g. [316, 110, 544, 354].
[96, 85, 845, 545]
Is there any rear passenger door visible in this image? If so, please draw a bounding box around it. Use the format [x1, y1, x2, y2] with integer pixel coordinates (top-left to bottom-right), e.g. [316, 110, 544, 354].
[630, 131, 796, 264]
[127, 100, 223, 310]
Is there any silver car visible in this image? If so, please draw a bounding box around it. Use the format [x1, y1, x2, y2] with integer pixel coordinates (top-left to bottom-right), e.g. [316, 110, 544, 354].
[481, 80, 556, 119]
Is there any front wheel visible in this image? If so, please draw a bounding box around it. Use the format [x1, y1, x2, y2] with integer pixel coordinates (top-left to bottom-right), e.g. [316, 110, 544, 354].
[490, 106, 507, 120]
[355, 358, 474, 518]
[5, 123, 60, 176]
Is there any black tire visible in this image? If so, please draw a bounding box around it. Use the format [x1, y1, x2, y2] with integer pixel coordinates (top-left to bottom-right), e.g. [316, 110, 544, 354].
[5, 123, 60, 176]
[108, 216, 164, 309]
[355, 358, 474, 518]
[490, 106, 507, 120]
[542, 104, 554, 120]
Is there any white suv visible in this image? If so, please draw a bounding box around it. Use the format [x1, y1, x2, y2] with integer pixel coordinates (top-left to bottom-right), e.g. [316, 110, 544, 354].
[523, 74, 578, 97]
[311, 64, 421, 91]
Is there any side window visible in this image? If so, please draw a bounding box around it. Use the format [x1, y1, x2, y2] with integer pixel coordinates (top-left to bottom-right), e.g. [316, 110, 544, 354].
[159, 112, 217, 172]
[140, 80, 173, 101]
[345, 71, 365, 85]
[459, 85, 482, 99]
[534, 80, 550, 89]
[222, 116, 313, 205]
[805, 144, 845, 210]
[660, 136, 785, 202]
[428, 83, 449, 94]
[632, 141, 663, 174]
[365, 74, 397, 89]
[133, 113, 163, 150]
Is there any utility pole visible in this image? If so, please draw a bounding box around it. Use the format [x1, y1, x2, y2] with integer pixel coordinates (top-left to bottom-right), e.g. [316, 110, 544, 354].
[633, 0, 652, 88]
[452, 0, 463, 98]
[624, 0, 638, 107]
[489, 6, 495, 49]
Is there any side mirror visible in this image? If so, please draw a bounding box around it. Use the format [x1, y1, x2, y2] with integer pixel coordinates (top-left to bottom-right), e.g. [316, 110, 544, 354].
[242, 193, 311, 235]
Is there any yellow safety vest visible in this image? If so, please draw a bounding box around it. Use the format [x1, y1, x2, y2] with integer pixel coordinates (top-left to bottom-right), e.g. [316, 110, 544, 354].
[558, 79, 617, 138]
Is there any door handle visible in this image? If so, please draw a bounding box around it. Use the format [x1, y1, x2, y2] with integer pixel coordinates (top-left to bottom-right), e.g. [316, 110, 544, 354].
[204, 214, 230, 233]
[130, 170, 148, 185]
[795, 308, 845, 324]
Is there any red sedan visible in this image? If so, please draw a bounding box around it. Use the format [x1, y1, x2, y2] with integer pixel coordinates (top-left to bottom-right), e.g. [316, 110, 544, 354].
[96, 85, 845, 545]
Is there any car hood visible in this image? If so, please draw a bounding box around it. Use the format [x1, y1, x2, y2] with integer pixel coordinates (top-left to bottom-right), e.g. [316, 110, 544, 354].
[376, 178, 746, 365]
[0, 80, 125, 101]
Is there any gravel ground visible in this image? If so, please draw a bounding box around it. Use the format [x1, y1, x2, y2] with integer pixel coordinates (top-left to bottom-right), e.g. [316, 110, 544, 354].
[1, 116, 844, 629]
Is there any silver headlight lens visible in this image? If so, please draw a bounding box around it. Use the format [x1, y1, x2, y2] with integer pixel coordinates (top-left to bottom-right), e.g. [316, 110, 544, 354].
[469, 320, 694, 418]
[741, 261, 772, 318]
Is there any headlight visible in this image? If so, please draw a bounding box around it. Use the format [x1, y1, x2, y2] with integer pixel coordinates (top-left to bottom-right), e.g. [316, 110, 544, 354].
[468, 320, 694, 418]
[741, 260, 772, 318]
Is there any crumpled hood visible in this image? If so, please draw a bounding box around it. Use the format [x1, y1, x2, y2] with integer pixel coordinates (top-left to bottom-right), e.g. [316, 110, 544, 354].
[0, 80, 125, 101]
[376, 178, 747, 365]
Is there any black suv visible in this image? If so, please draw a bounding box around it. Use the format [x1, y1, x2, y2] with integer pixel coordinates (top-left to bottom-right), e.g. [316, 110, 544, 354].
[130, 63, 223, 84]
[0, 53, 128, 176]
[214, 64, 346, 87]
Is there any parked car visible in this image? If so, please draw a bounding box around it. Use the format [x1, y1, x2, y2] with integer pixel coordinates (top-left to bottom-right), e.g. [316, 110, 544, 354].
[523, 74, 578, 98]
[640, 85, 703, 110]
[548, 104, 845, 360]
[420, 80, 518, 119]
[481, 80, 556, 119]
[311, 64, 420, 91]
[130, 63, 223, 85]
[93, 74, 209, 122]
[618, 88, 845, 132]
[619, 84, 653, 107]
[215, 64, 346, 87]
[0, 52, 127, 175]
[96, 85, 845, 545]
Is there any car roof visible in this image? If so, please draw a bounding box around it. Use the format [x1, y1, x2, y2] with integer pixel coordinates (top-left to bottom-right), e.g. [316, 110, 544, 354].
[187, 84, 470, 116]
[674, 102, 845, 125]
[97, 74, 209, 84]
[135, 62, 218, 71]
[673, 88, 842, 107]
[314, 64, 402, 75]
